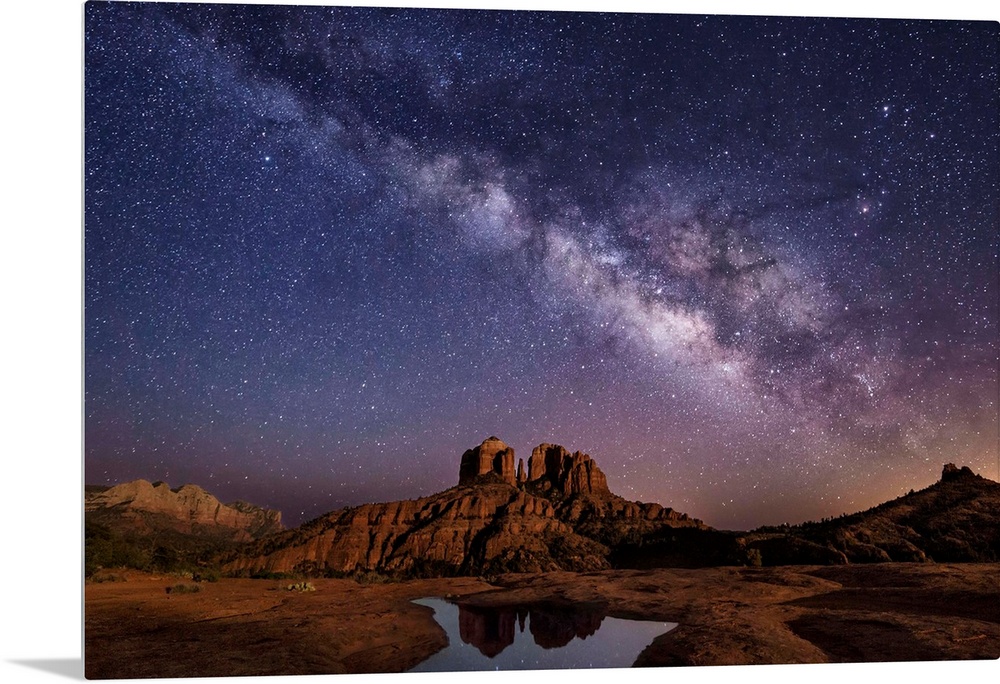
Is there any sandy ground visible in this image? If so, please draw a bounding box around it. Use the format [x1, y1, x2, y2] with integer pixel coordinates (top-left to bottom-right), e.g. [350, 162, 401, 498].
[84, 563, 999, 679]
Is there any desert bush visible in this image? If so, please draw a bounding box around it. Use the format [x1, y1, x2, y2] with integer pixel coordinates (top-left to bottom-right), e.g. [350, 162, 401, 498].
[191, 568, 221, 583]
[285, 581, 316, 592]
[85, 518, 234, 578]
[353, 570, 395, 585]
[166, 583, 201, 594]
[400, 559, 460, 579]
[249, 570, 296, 580]
[85, 521, 153, 576]
[88, 572, 127, 583]
[152, 544, 181, 570]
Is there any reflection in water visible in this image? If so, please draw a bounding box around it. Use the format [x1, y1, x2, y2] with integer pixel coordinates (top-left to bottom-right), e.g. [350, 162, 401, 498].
[457, 603, 604, 656]
[458, 603, 518, 657]
[410, 597, 677, 671]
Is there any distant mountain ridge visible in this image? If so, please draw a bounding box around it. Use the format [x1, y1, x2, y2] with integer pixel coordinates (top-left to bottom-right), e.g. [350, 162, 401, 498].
[85, 478, 283, 542]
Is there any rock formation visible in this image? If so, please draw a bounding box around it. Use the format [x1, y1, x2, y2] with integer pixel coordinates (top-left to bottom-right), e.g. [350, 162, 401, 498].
[459, 439, 609, 496]
[85, 479, 283, 542]
[459, 436, 516, 486]
[223, 439, 1000, 576]
[224, 437, 705, 577]
[89, 449, 999, 577]
[526, 443, 610, 498]
[941, 462, 978, 482]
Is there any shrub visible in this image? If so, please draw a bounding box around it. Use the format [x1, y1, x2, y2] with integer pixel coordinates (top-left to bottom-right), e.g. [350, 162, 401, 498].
[89, 572, 127, 584]
[191, 568, 221, 583]
[85, 521, 153, 576]
[249, 570, 295, 580]
[285, 581, 316, 592]
[166, 583, 201, 594]
[400, 559, 460, 579]
[353, 570, 394, 585]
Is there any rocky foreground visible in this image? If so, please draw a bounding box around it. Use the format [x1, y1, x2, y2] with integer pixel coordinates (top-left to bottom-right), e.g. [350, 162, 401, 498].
[84, 562, 1000, 678]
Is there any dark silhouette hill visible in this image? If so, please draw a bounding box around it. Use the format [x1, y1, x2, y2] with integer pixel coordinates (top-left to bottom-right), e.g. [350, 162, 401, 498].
[598, 463, 1000, 569]
[742, 463, 1000, 564]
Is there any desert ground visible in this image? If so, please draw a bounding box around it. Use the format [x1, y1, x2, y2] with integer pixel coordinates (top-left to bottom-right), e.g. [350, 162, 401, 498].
[84, 563, 999, 679]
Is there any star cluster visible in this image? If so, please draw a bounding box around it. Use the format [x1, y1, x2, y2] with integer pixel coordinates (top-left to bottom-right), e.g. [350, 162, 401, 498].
[85, 2, 998, 529]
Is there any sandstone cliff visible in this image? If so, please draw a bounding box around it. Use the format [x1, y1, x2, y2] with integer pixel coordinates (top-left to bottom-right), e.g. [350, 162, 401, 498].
[224, 437, 704, 577]
[86, 479, 283, 543]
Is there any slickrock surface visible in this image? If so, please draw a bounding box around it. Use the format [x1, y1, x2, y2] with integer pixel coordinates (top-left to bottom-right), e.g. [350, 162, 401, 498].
[85, 562, 1000, 678]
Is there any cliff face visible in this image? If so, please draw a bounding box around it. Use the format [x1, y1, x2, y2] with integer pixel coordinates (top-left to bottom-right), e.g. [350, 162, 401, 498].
[224, 437, 705, 576]
[85, 479, 283, 543]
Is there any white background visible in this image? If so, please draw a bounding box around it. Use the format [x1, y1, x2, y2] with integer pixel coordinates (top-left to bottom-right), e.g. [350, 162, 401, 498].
[1, 1, 996, 683]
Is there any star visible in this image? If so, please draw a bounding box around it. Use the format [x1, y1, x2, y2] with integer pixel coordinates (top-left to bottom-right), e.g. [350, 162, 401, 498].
[82, 3, 999, 530]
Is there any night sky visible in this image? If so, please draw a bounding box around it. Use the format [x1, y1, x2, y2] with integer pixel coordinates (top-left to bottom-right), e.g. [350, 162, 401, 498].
[84, 1, 998, 530]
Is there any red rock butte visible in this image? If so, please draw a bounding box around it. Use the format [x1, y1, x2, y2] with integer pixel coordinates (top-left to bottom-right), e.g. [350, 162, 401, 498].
[458, 436, 611, 498]
[224, 436, 703, 577]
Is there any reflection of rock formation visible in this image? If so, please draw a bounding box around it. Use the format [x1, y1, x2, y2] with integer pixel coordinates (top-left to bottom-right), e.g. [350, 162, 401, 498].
[528, 606, 603, 649]
[457, 602, 606, 657]
[458, 605, 517, 657]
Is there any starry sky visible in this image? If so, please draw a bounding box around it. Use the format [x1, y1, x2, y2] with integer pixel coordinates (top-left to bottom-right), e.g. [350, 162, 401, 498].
[84, 1, 998, 530]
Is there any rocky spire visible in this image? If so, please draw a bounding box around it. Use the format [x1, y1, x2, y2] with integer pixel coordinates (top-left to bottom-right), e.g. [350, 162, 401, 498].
[458, 436, 516, 486]
[941, 463, 978, 481]
[527, 443, 610, 498]
[459, 437, 611, 497]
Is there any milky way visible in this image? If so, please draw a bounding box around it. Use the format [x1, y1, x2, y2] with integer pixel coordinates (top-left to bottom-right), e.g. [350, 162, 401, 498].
[84, 2, 998, 529]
